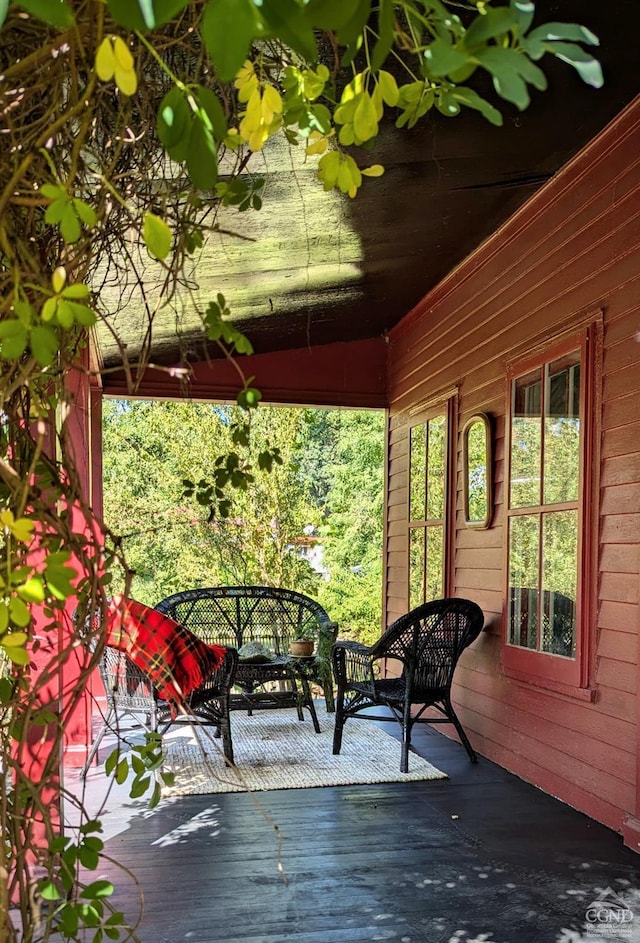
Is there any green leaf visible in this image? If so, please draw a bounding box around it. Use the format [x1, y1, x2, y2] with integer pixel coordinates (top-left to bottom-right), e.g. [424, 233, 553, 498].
[0, 677, 13, 703]
[528, 21, 599, 47]
[38, 880, 62, 901]
[72, 198, 97, 227]
[56, 299, 74, 328]
[0, 320, 28, 359]
[260, 0, 317, 63]
[79, 845, 99, 870]
[475, 46, 546, 110]
[130, 775, 150, 798]
[143, 212, 172, 260]
[44, 555, 77, 600]
[58, 203, 81, 243]
[464, 7, 518, 47]
[546, 42, 603, 88]
[201, 0, 262, 82]
[44, 199, 67, 226]
[81, 880, 114, 899]
[336, 0, 370, 45]
[157, 87, 191, 151]
[104, 748, 120, 777]
[370, 0, 394, 72]
[64, 301, 96, 327]
[30, 325, 59, 367]
[378, 70, 399, 107]
[0, 0, 8, 28]
[40, 183, 64, 200]
[423, 38, 470, 78]
[106, 0, 189, 30]
[18, 0, 74, 28]
[61, 283, 90, 299]
[305, 0, 360, 29]
[196, 86, 228, 142]
[116, 758, 128, 784]
[352, 93, 378, 143]
[451, 87, 503, 126]
[2, 631, 28, 647]
[9, 596, 30, 627]
[4, 644, 29, 665]
[17, 576, 46, 602]
[186, 115, 218, 189]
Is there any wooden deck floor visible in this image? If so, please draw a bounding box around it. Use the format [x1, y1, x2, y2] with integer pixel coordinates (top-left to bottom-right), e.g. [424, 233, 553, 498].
[63, 714, 640, 943]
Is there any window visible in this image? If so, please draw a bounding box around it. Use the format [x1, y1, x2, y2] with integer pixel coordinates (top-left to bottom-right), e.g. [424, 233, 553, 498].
[504, 329, 595, 690]
[409, 412, 447, 608]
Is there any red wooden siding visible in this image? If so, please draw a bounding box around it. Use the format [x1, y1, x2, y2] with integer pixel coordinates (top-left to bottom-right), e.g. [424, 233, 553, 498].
[385, 97, 640, 838]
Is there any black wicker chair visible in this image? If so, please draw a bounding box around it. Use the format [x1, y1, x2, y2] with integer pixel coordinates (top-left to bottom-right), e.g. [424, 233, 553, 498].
[332, 598, 484, 772]
[81, 643, 238, 777]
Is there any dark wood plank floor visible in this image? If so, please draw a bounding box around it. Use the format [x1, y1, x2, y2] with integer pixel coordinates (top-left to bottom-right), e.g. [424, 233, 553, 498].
[64, 714, 640, 943]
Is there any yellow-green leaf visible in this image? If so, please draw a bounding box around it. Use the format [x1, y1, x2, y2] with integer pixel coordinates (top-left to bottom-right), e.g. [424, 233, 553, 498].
[52, 266, 67, 294]
[352, 92, 378, 143]
[2, 631, 28, 647]
[5, 645, 30, 666]
[115, 63, 138, 96]
[9, 597, 31, 628]
[10, 517, 34, 542]
[378, 70, 399, 106]
[95, 37, 116, 81]
[17, 577, 45, 603]
[112, 36, 134, 71]
[143, 213, 172, 261]
[361, 164, 385, 177]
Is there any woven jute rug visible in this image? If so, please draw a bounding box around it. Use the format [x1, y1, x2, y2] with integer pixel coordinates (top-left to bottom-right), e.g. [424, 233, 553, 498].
[161, 707, 447, 796]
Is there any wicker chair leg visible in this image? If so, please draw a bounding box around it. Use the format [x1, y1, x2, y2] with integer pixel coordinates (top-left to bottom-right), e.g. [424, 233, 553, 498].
[80, 708, 115, 779]
[400, 699, 413, 773]
[323, 677, 335, 713]
[445, 697, 478, 763]
[220, 715, 234, 766]
[332, 695, 345, 754]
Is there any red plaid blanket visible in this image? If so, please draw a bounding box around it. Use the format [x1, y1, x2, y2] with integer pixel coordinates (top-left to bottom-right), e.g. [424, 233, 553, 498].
[106, 596, 226, 711]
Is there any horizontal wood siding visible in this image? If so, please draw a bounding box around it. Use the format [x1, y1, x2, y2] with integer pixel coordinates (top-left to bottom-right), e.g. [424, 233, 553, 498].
[384, 97, 640, 836]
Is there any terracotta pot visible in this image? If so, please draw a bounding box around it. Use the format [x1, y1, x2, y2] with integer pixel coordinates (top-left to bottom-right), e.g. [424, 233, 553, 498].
[289, 639, 314, 657]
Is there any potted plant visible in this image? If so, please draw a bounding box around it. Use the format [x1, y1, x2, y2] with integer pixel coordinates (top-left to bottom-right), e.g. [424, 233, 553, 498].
[289, 622, 317, 657]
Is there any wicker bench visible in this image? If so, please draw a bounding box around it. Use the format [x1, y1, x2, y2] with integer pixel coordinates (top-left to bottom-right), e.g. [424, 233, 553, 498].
[154, 587, 338, 731]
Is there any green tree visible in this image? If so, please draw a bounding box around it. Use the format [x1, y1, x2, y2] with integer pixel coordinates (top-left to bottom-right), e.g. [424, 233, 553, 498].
[300, 409, 385, 644]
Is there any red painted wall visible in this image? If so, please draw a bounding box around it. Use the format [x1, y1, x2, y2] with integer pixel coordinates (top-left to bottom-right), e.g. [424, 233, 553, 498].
[103, 336, 388, 408]
[385, 97, 640, 841]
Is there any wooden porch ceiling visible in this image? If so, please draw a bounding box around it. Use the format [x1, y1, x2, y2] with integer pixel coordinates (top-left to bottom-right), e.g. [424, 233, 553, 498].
[96, 0, 640, 377]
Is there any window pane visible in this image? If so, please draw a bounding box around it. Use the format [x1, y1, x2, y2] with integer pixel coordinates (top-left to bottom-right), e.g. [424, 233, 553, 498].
[426, 415, 446, 519]
[426, 525, 444, 600]
[508, 515, 540, 648]
[409, 424, 426, 521]
[544, 353, 580, 504]
[511, 369, 542, 508]
[409, 527, 425, 609]
[467, 419, 488, 523]
[541, 510, 578, 657]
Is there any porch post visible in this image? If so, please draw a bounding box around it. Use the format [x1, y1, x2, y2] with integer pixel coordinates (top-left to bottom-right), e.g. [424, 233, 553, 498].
[59, 361, 103, 768]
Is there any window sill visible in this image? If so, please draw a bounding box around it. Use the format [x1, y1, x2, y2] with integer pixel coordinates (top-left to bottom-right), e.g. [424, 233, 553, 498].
[498, 662, 597, 702]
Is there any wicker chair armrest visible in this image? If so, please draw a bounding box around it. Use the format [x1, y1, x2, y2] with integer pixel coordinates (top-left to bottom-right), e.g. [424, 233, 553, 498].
[332, 639, 377, 687]
[196, 646, 238, 696]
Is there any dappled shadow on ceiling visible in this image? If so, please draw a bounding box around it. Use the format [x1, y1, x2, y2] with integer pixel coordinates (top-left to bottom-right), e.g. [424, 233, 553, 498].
[96, 0, 640, 371]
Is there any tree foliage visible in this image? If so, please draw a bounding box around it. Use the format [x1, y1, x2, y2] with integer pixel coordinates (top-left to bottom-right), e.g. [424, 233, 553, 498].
[0, 0, 604, 939]
[103, 400, 322, 601]
[103, 401, 386, 641]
